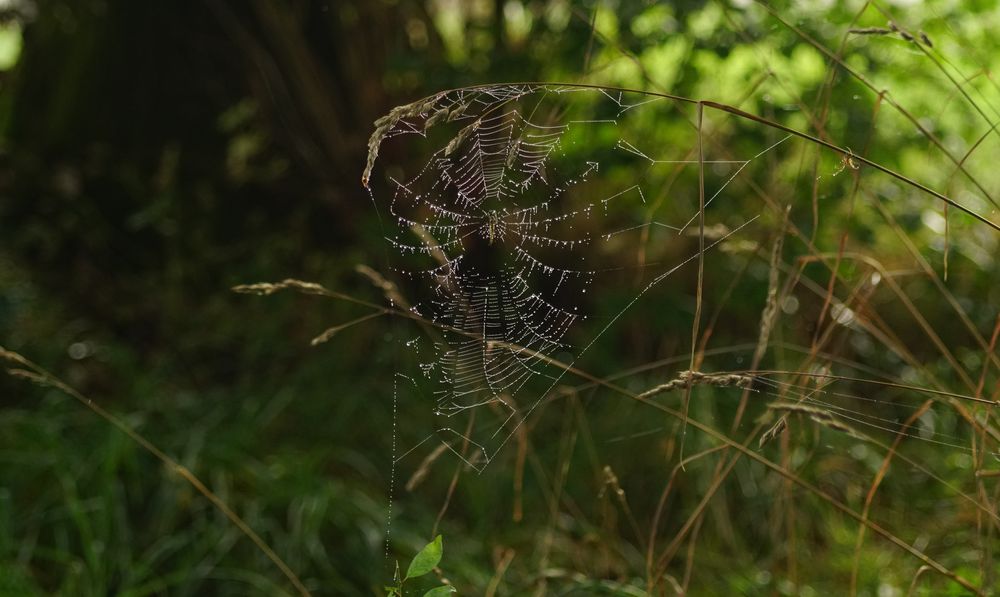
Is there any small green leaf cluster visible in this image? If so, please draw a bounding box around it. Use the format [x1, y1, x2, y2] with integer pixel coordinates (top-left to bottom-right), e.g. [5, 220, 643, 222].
[384, 535, 455, 597]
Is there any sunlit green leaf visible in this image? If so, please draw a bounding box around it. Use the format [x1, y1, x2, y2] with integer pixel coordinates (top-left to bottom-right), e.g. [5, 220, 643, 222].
[405, 535, 443, 580]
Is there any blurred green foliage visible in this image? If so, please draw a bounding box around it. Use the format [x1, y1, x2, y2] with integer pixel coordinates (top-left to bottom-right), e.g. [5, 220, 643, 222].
[0, 0, 999, 595]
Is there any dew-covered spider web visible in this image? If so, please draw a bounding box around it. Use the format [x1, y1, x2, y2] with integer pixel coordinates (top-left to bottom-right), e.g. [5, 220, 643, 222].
[364, 84, 794, 471]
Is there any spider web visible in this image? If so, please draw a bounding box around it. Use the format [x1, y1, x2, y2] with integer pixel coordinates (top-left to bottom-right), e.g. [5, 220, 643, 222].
[366, 84, 786, 471]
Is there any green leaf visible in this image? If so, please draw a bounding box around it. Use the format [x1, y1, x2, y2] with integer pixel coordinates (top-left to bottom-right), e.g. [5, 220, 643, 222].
[422, 586, 456, 597]
[405, 535, 443, 580]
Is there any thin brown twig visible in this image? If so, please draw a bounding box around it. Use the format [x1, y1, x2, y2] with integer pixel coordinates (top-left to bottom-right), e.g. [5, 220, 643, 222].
[850, 399, 933, 596]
